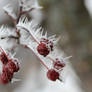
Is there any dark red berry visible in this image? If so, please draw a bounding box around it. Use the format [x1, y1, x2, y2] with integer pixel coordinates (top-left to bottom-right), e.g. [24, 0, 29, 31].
[47, 69, 59, 81]
[6, 59, 19, 73]
[0, 72, 9, 84]
[37, 38, 53, 57]
[53, 58, 65, 70]
[0, 66, 13, 84]
[37, 43, 50, 57]
[0, 53, 8, 64]
[41, 38, 53, 51]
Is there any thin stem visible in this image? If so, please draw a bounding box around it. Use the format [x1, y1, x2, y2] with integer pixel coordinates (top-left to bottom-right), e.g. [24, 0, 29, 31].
[17, 26, 39, 44]
[21, 44, 49, 70]
[47, 56, 55, 63]
[17, 6, 34, 23]
[58, 78, 62, 82]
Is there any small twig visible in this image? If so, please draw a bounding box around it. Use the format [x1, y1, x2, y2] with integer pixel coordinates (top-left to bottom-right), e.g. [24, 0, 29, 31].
[1, 36, 19, 40]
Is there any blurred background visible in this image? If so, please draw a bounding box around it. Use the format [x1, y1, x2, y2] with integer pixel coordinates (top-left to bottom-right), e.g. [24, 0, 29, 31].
[0, 0, 92, 92]
[39, 0, 92, 92]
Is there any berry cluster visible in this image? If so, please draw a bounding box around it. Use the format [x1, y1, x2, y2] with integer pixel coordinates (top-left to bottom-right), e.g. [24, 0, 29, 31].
[0, 48, 19, 84]
[36, 37, 65, 81]
[17, 16, 68, 82]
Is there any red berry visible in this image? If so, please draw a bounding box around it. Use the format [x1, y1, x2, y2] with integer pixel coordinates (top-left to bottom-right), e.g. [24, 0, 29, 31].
[0, 72, 9, 84]
[6, 59, 19, 73]
[37, 43, 50, 57]
[37, 38, 53, 57]
[0, 53, 8, 65]
[53, 58, 65, 70]
[0, 66, 13, 84]
[47, 69, 59, 81]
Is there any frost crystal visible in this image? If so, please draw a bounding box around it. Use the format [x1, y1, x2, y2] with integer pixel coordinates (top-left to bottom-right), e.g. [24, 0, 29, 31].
[3, 4, 17, 19]
[19, 0, 42, 11]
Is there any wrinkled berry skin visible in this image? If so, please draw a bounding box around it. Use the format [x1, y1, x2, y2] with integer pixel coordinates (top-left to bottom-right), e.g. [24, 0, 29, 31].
[47, 69, 59, 81]
[53, 59, 65, 70]
[37, 38, 53, 57]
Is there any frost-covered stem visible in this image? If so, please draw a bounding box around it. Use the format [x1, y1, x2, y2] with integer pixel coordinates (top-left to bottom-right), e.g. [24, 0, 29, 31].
[22, 45, 49, 70]
[18, 26, 39, 44]
[47, 56, 55, 63]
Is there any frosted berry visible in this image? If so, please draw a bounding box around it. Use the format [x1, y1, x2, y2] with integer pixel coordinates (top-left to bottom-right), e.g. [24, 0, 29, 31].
[47, 69, 59, 81]
[37, 42, 50, 57]
[6, 59, 19, 73]
[37, 38, 53, 57]
[41, 38, 53, 51]
[53, 58, 65, 70]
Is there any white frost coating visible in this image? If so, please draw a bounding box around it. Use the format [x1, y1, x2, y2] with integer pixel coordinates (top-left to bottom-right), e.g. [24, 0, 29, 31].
[3, 4, 17, 19]
[17, 17, 60, 45]
[0, 26, 18, 38]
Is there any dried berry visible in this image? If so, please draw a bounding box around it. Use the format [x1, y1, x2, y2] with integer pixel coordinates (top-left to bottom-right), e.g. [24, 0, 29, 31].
[47, 69, 59, 81]
[53, 58, 65, 70]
